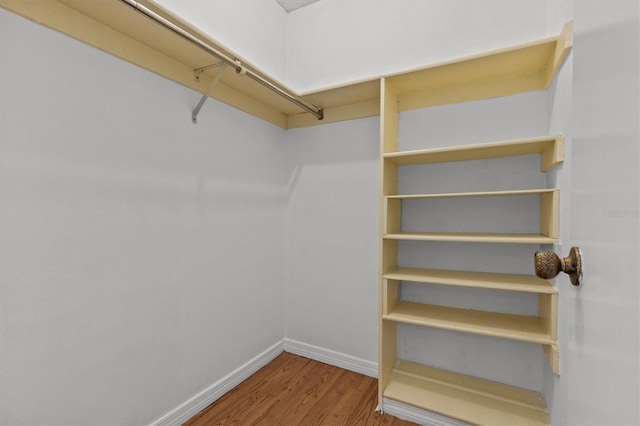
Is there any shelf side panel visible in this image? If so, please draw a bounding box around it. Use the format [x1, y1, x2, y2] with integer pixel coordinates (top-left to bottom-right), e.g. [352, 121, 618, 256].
[544, 21, 573, 88]
[379, 320, 398, 406]
[383, 279, 399, 316]
[540, 190, 560, 239]
[381, 78, 399, 154]
[384, 198, 402, 234]
[543, 343, 560, 375]
[540, 135, 565, 171]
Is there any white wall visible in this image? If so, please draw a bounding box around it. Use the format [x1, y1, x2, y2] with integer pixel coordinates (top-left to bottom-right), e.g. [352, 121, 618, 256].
[0, 9, 286, 425]
[544, 1, 640, 424]
[287, 0, 550, 92]
[284, 117, 380, 363]
[155, 0, 288, 82]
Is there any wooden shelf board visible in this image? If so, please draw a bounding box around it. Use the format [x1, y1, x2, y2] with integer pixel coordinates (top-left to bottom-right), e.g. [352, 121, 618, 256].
[383, 135, 564, 171]
[383, 301, 555, 344]
[384, 360, 548, 426]
[384, 267, 556, 294]
[383, 232, 557, 244]
[387, 37, 554, 95]
[386, 188, 557, 199]
[387, 22, 571, 113]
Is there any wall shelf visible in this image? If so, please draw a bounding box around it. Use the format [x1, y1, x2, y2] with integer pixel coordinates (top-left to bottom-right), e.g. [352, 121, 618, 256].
[383, 267, 556, 294]
[383, 135, 564, 171]
[383, 232, 558, 244]
[386, 188, 558, 199]
[383, 301, 555, 345]
[383, 360, 549, 426]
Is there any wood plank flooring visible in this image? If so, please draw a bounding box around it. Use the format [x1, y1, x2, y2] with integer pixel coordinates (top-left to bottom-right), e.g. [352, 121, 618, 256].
[185, 352, 417, 426]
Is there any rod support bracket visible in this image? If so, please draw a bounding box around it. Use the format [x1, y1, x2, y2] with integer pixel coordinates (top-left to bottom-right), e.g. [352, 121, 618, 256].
[234, 59, 247, 76]
[192, 63, 227, 124]
[194, 62, 223, 82]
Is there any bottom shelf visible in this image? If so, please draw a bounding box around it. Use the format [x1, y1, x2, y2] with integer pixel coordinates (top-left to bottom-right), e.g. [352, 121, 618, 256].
[383, 360, 548, 426]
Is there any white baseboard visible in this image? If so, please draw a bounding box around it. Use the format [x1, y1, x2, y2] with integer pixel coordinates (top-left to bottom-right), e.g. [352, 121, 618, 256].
[150, 340, 284, 426]
[283, 338, 378, 378]
[383, 398, 470, 426]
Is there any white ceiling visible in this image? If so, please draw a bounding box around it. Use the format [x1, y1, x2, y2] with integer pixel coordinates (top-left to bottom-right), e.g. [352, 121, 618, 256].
[275, 0, 320, 13]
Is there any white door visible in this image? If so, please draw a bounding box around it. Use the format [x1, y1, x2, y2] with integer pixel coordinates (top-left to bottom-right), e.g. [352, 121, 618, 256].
[546, 1, 639, 424]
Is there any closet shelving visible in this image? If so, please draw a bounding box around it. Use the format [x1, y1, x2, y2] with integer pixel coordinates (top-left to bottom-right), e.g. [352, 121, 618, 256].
[0, 0, 572, 130]
[378, 23, 571, 425]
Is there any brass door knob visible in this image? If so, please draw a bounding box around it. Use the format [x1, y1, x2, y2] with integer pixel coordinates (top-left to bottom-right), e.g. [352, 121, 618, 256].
[534, 247, 583, 286]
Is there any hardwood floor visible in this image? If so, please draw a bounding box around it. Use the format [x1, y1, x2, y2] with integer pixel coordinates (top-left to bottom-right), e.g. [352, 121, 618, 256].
[185, 352, 416, 426]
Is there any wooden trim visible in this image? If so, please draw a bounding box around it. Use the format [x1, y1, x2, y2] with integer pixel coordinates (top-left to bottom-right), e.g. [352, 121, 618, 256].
[541, 190, 560, 239]
[542, 343, 560, 375]
[382, 279, 399, 316]
[384, 198, 402, 235]
[379, 320, 398, 407]
[382, 161, 398, 197]
[539, 293, 559, 374]
[544, 21, 573, 88]
[381, 78, 399, 154]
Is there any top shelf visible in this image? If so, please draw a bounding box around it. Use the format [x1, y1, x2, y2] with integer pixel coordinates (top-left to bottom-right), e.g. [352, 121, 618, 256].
[383, 135, 564, 171]
[385, 22, 573, 113]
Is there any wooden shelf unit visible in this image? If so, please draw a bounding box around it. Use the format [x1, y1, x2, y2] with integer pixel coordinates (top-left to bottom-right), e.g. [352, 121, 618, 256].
[378, 25, 571, 425]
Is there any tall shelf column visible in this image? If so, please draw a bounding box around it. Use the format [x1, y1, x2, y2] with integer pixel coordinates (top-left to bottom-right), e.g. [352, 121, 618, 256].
[377, 23, 572, 426]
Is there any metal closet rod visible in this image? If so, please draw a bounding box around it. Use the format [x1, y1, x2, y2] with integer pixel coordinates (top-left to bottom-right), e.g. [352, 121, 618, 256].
[118, 0, 324, 120]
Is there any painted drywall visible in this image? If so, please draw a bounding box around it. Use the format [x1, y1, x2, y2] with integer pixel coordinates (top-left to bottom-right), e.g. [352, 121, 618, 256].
[544, 1, 640, 424]
[155, 0, 288, 83]
[287, 0, 550, 92]
[284, 117, 380, 363]
[0, 8, 286, 425]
